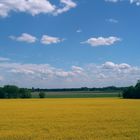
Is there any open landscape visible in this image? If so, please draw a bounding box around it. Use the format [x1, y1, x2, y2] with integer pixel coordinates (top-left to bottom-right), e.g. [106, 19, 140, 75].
[0, 98, 140, 140]
[32, 91, 121, 98]
[0, 0, 140, 139]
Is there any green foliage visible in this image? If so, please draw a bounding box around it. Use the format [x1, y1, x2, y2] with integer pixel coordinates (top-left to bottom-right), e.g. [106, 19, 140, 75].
[33, 86, 124, 92]
[39, 92, 45, 98]
[19, 88, 32, 98]
[3, 85, 19, 98]
[0, 85, 31, 99]
[36, 92, 119, 98]
[0, 87, 5, 98]
[123, 80, 140, 99]
[135, 80, 140, 88]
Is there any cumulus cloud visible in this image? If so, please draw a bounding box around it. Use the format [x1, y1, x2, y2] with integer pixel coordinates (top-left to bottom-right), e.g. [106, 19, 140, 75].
[41, 35, 63, 45]
[0, 0, 76, 18]
[54, 0, 77, 15]
[82, 36, 121, 47]
[0, 61, 140, 88]
[9, 33, 64, 45]
[102, 61, 131, 69]
[10, 33, 37, 43]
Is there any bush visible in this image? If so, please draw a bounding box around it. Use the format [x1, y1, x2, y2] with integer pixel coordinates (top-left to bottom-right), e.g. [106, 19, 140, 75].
[39, 92, 46, 98]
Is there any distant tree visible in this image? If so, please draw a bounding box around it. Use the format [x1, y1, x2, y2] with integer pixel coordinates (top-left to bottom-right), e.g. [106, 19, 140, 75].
[31, 87, 35, 92]
[135, 80, 140, 88]
[134, 81, 140, 98]
[123, 86, 135, 98]
[123, 80, 140, 99]
[39, 92, 46, 98]
[0, 88, 6, 98]
[81, 87, 89, 91]
[3, 85, 19, 98]
[19, 88, 32, 98]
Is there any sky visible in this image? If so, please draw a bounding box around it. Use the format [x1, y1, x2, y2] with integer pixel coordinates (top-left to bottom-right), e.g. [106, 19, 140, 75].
[0, 0, 140, 88]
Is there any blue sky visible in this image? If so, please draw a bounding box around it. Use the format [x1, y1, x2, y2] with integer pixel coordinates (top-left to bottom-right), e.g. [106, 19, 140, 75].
[0, 0, 140, 88]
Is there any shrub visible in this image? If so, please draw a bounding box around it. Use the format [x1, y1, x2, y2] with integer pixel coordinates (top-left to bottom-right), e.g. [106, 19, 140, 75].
[39, 92, 46, 98]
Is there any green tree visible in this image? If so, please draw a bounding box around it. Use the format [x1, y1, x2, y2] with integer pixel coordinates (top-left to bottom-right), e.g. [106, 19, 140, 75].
[3, 85, 19, 98]
[123, 80, 140, 99]
[19, 88, 32, 98]
[134, 80, 140, 98]
[39, 92, 45, 98]
[135, 80, 140, 88]
[0, 88, 6, 98]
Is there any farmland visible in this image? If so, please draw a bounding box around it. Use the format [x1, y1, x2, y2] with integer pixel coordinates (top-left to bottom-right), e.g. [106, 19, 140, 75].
[0, 98, 140, 140]
[32, 91, 121, 98]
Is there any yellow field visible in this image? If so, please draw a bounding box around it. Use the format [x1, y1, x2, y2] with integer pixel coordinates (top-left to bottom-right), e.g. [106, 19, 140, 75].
[0, 98, 140, 140]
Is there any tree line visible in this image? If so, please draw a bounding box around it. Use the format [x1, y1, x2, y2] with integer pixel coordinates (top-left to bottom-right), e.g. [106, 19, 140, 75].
[122, 80, 140, 99]
[0, 85, 32, 99]
[0, 85, 46, 99]
[32, 86, 125, 92]
[0, 82, 140, 99]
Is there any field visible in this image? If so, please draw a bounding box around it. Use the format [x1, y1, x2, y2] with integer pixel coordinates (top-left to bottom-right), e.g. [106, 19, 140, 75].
[0, 98, 140, 140]
[32, 91, 120, 98]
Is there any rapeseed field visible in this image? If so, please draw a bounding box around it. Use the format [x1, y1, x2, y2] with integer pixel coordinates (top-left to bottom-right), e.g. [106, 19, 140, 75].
[0, 98, 139, 140]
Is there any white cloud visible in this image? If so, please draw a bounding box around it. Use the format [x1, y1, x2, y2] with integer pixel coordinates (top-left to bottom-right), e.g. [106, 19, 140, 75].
[0, 0, 77, 18]
[10, 33, 37, 43]
[0, 61, 140, 88]
[130, 0, 140, 5]
[41, 35, 63, 45]
[82, 36, 121, 47]
[105, 0, 119, 2]
[76, 29, 82, 33]
[0, 57, 10, 62]
[102, 61, 116, 69]
[102, 61, 131, 69]
[105, 0, 140, 6]
[106, 18, 118, 23]
[54, 0, 77, 15]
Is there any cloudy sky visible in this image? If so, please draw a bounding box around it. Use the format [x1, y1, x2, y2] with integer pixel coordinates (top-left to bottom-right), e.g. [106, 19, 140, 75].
[0, 0, 140, 88]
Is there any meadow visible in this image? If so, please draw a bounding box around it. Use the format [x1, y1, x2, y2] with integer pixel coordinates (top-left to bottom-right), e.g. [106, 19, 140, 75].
[32, 91, 120, 98]
[0, 98, 140, 140]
